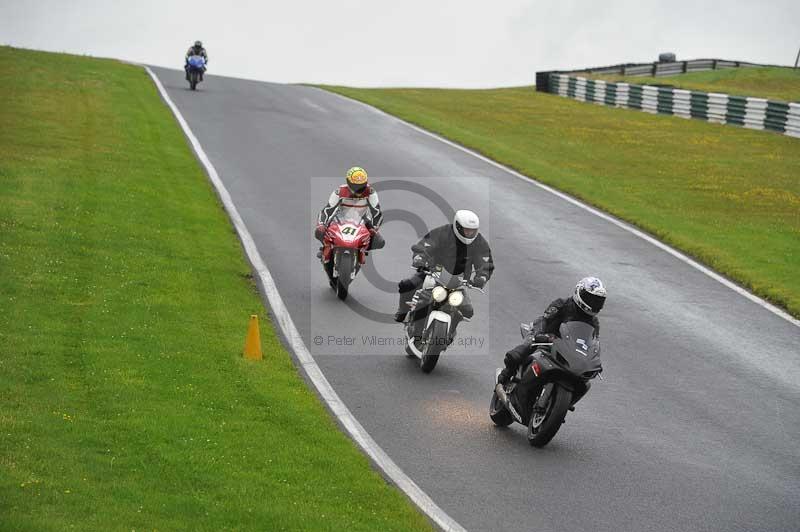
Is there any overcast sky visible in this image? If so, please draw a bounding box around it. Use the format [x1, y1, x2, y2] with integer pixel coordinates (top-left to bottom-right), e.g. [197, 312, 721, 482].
[1, 0, 798, 87]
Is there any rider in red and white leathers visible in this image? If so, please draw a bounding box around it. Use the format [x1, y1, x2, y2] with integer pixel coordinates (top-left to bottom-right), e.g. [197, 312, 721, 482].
[315, 167, 385, 282]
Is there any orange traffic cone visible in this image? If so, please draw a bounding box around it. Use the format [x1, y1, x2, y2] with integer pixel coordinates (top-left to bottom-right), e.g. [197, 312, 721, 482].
[243, 314, 262, 360]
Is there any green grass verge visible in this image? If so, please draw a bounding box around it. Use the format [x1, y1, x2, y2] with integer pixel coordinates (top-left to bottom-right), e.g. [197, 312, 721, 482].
[319, 85, 800, 318]
[587, 66, 800, 102]
[0, 46, 432, 532]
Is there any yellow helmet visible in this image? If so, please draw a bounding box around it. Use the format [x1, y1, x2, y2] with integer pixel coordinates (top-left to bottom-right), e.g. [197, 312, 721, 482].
[346, 166, 368, 194]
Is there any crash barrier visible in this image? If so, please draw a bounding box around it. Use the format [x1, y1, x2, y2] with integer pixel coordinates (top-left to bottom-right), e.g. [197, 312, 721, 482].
[537, 73, 800, 139]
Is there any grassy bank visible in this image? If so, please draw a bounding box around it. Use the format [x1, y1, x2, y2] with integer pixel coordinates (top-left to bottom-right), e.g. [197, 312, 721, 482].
[587, 66, 800, 102]
[0, 46, 431, 531]
[320, 85, 800, 318]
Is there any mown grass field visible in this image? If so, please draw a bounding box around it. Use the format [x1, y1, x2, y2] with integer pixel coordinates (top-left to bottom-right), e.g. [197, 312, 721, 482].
[321, 85, 800, 318]
[0, 46, 432, 531]
[588, 66, 800, 102]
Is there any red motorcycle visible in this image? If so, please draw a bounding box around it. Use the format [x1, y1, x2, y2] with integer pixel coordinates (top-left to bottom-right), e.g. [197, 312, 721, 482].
[321, 206, 375, 300]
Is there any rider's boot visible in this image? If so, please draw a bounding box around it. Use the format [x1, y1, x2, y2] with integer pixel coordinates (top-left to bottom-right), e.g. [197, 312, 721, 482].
[497, 367, 513, 385]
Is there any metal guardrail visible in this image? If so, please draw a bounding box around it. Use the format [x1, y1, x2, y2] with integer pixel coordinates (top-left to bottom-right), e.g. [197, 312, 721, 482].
[535, 58, 779, 94]
[553, 58, 770, 78]
[539, 73, 799, 139]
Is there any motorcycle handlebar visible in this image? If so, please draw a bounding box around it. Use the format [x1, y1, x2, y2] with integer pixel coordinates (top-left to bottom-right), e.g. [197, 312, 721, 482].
[419, 268, 485, 293]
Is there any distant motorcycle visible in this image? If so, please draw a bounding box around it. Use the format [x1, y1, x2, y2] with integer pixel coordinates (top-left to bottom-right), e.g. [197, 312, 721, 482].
[320, 206, 375, 300]
[186, 55, 206, 90]
[403, 268, 483, 373]
[489, 321, 602, 447]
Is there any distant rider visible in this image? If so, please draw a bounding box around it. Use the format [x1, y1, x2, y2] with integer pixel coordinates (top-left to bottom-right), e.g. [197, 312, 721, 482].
[497, 277, 606, 385]
[185, 40, 208, 81]
[395, 209, 494, 338]
[315, 166, 385, 283]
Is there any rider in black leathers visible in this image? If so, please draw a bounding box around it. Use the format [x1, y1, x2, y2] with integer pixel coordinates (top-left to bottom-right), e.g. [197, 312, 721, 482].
[395, 210, 494, 337]
[498, 277, 606, 384]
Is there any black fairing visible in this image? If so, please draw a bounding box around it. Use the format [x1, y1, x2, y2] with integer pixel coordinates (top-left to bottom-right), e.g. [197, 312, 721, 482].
[551, 321, 602, 376]
[512, 321, 601, 420]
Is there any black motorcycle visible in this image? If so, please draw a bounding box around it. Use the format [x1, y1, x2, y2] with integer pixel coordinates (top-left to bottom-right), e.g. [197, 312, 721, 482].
[403, 268, 483, 373]
[490, 321, 602, 447]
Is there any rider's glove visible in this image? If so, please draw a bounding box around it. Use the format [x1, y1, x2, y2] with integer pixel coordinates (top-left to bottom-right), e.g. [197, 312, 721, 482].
[471, 275, 487, 288]
[534, 333, 553, 344]
[411, 254, 429, 270]
[314, 224, 326, 241]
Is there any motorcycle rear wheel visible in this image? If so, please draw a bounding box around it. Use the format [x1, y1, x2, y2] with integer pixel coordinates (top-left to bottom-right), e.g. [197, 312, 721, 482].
[527, 385, 572, 447]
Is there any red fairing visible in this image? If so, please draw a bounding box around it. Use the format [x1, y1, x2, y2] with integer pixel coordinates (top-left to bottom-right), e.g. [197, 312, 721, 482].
[322, 218, 372, 264]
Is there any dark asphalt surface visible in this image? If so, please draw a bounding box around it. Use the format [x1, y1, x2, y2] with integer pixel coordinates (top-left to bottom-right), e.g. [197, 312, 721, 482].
[151, 67, 800, 532]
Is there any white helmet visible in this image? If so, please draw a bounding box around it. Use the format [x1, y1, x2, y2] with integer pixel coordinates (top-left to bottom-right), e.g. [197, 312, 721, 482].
[573, 277, 606, 316]
[453, 210, 480, 244]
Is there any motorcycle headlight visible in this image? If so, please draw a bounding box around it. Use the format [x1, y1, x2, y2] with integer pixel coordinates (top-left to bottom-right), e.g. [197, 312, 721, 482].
[431, 286, 448, 302]
[448, 291, 464, 307]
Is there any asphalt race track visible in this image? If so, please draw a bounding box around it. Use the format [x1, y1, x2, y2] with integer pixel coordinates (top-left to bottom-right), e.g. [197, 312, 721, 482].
[151, 67, 800, 532]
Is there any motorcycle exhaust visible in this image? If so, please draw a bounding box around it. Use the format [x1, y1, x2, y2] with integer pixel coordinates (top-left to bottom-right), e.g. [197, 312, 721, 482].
[495, 383, 523, 424]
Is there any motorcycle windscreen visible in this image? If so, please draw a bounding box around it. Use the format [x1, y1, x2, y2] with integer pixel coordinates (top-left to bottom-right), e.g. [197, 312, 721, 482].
[553, 321, 602, 375]
[333, 205, 368, 225]
[188, 55, 205, 67]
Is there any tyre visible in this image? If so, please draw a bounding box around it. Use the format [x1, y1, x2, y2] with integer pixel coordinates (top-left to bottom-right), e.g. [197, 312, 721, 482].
[420, 320, 447, 373]
[489, 391, 513, 427]
[527, 384, 572, 447]
[335, 253, 353, 301]
[190, 71, 198, 90]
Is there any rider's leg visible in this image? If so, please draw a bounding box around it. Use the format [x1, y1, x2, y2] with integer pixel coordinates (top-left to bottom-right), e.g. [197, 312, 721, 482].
[368, 231, 385, 250]
[395, 272, 424, 322]
[498, 342, 531, 384]
[314, 224, 326, 242]
[449, 292, 473, 340]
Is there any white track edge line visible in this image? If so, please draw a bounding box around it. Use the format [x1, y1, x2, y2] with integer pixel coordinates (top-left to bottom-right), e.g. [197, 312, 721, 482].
[144, 67, 466, 532]
[316, 87, 800, 329]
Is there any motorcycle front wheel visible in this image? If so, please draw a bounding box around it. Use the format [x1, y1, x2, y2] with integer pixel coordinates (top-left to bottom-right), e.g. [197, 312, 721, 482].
[190, 71, 198, 90]
[335, 253, 353, 301]
[527, 384, 572, 447]
[420, 320, 447, 373]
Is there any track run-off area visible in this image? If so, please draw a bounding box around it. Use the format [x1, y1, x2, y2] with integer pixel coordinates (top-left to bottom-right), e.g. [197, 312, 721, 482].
[150, 67, 799, 532]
